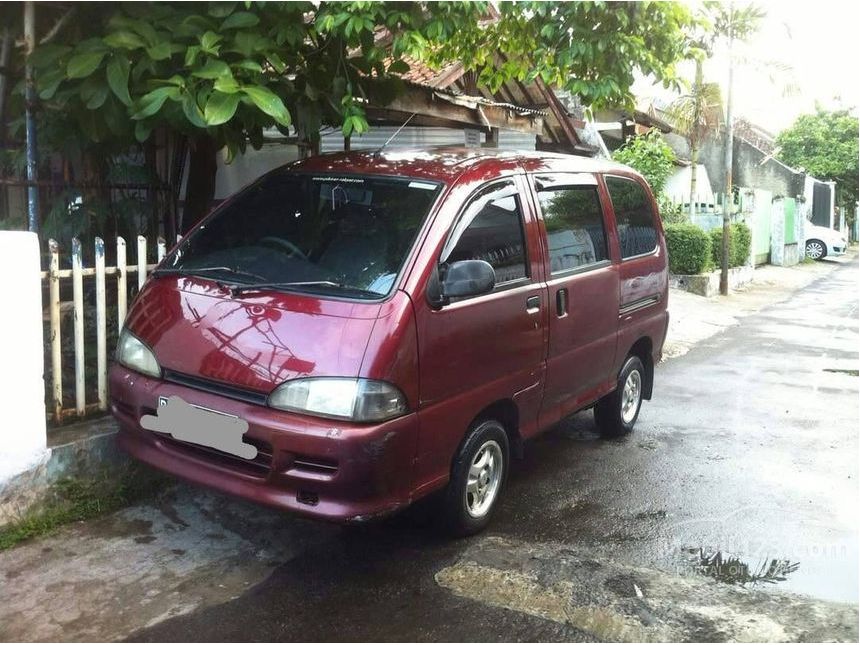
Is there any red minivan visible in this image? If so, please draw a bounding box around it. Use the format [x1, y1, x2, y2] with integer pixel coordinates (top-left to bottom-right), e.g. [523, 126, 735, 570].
[110, 148, 668, 535]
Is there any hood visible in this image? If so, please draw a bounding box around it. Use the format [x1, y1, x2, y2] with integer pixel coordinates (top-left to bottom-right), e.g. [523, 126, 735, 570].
[125, 276, 382, 393]
[807, 223, 845, 243]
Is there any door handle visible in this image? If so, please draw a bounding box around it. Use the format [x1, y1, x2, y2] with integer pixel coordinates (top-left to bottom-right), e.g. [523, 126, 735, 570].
[556, 288, 568, 317]
[526, 295, 540, 313]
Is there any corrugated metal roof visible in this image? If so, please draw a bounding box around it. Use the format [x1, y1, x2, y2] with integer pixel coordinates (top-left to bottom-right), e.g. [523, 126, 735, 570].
[321, 126, 537, 154]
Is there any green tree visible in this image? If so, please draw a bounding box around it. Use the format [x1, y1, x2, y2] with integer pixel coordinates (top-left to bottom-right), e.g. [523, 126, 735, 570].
[6, 1, 695, 231]
[434, 1, 694, 108]
[612, 130, 684, 223]
[612, 130, 677, 196]
[776, 108, 859, 212]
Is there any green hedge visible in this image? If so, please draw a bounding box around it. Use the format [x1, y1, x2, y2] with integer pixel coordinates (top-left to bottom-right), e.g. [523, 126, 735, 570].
[665, 223, 712, 275]
[709, 222, 752, 268]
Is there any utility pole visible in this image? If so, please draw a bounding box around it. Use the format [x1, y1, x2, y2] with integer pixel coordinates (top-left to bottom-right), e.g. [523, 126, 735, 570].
[720, 2, 734, 296]
[24, 0, 39, 233]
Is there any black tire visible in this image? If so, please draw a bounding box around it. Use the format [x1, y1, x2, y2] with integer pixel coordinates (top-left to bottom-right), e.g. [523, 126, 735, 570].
[594, 355, 645, 438]
[805, 239, 827, 261]
[441, 419, 510, 536]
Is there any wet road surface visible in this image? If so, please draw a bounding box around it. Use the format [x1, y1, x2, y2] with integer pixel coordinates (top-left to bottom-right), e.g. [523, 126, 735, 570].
[1, 258, 856, 642]
[124, 258, 858, 641]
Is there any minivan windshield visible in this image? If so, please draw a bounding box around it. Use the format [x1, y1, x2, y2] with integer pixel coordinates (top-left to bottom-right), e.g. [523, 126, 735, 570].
[159, 171, 442, 299]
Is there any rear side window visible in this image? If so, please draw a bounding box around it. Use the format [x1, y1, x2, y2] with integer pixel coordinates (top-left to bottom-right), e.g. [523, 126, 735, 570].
[444, 181, 528, 284]
[536, 185, 608, 273]
[605, 176, 658, 259]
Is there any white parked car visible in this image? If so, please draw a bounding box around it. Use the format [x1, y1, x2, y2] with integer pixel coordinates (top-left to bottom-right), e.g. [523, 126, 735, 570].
[804, 223, 847, 260]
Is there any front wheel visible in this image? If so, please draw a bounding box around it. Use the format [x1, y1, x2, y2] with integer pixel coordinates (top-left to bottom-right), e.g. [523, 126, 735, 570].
[441, 419, 509, 536]
[805, 239, 827, 261]
[594, 356, 645, 437]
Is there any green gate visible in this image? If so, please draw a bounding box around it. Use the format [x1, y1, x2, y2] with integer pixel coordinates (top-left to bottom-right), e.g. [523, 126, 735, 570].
[784, 198, 797, 245]
[746, 188, 773, 265]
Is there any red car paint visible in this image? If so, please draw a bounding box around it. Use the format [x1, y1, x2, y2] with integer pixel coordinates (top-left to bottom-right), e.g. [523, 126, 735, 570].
[110, 148, 668, 522]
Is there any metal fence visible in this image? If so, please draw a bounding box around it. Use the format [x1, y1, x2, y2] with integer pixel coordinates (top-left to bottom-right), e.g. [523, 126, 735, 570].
[41, 235, 169, 423]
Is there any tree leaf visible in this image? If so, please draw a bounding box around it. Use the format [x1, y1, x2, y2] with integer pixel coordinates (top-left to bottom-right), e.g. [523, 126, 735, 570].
[214, 74, 240, 94]
[221, 11, 260, 30]
[207, 1, 237, 18]
[146, 42, 173, 61]
[134, 120, 153, 143]
[67, 51, 107, 79]
[103, 30, 146, 50]
[387, 59, 410, 74]
[85, 83, 110, 109]
[132, 86, 178, 120]
[267, 52, 286, 74]
[241, 85, 291, 126]
[106, 56, 132, 106]
[192, 58, 231, 79]
[200, 31, 222, 54]
[182, 92, 207, 128]
[204, 90, 241, 125]
[28, 44, 71, 68]
[235, 59, 263, 73]
[37, 68, 66, 100]
[185, 45, 201, 67]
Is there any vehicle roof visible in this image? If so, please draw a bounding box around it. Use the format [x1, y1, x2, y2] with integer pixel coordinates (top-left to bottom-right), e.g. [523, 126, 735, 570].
[287, 146, 636, 184]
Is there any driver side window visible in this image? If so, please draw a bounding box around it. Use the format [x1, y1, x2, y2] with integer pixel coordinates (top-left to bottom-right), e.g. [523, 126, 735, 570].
[444, 181, 529, 285]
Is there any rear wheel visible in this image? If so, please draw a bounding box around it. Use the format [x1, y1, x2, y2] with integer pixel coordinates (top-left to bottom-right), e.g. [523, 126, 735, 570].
[594, 356, 645, 437]
[805, 239, 827, 260]
[441, 419, 509, 536]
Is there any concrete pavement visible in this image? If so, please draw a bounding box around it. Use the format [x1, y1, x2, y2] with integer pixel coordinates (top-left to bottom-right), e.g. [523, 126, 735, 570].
[0, 254, 857, 642]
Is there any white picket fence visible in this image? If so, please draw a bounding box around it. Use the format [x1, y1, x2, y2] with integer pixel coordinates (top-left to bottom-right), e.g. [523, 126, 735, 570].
[41, 235, 171, 423]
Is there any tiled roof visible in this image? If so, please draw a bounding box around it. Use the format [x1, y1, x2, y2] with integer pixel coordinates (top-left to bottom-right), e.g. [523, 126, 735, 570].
[382, 55, 464, 89]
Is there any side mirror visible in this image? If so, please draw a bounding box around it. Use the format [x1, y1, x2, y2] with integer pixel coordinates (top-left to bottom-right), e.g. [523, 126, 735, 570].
[427, 260, 496, 310]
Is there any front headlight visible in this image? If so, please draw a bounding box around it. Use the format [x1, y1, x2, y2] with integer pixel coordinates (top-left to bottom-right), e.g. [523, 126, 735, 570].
[268, 378, 408, 422]
[116, 329, 161, 378]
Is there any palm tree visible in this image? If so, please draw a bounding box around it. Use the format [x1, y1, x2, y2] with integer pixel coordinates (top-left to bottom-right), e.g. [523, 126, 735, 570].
[667, 57, 724, 218]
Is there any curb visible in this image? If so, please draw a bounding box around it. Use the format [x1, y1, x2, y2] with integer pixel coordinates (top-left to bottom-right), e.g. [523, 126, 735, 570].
[0, 416, 129, 527]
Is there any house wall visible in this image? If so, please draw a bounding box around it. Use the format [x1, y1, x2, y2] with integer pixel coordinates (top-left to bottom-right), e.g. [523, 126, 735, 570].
[214, 141, 301, 200]
[664, 164, 716, 207]
[698, 136, 727, 198]
[0, 231, 48, 485]
[732, 137, 805, 200]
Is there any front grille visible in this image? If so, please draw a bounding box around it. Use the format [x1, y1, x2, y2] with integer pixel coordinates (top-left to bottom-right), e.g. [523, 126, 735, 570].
[157, 434, 273, 478]
[162, 369, 269, 405]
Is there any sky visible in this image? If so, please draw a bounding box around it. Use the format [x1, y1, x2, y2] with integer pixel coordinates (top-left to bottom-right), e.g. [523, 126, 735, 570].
[633, 0, 859, 135]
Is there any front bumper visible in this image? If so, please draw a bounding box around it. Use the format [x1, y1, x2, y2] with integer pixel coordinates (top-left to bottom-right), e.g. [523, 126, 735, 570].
[109, 364, 418, 522]
[829, 242, 847, 256]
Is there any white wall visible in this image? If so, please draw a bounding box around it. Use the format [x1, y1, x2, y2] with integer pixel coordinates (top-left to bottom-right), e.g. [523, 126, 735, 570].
[665, 164, 715, 208]
[0, 232, 48, 483]
[214, 142, 300, 200]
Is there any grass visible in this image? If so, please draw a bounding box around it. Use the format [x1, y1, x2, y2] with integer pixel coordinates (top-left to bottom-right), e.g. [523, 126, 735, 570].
[0, 464, 172, 551]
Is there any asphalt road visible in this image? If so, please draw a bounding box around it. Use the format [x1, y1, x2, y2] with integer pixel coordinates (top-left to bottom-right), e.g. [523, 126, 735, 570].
[1, 257, 857, 642]
[124, 257, 858, 642]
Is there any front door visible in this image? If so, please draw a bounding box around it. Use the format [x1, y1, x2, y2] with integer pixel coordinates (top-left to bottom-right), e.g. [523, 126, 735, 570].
[527, 173, 620, 428]
[413, 177, 547, 486]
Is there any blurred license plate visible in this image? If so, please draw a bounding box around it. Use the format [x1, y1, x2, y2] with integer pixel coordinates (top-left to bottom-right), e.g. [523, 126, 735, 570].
[138, 395, 258, 460]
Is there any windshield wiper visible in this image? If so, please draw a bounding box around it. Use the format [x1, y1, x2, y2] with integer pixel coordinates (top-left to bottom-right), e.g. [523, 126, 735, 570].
[229, 280, 376, 298]
[152, 266, 268, 282]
